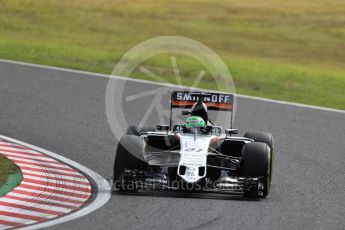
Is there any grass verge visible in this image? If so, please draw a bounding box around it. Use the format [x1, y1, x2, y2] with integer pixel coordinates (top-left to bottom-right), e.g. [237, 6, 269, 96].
[0, 0, 344, 109]
[0, 155, 21, 186]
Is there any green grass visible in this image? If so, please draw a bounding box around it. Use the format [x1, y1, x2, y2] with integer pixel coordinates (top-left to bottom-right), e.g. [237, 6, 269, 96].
[0, 155, 20, 185]
[0, 0, 345, 109]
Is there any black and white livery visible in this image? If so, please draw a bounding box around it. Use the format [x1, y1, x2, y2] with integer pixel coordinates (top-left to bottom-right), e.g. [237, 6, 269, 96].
[113, 91, 274, 198]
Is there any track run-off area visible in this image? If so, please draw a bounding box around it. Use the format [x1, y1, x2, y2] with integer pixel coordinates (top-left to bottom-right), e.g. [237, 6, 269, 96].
[0, 135, 110, 229]
[0, 59, 344, 230]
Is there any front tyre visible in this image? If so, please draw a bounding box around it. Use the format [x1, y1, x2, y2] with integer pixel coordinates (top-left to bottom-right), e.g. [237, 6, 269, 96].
[241, 142, 271, 198]
[244, 131, 274, 183]
[113, 135, 146, 191]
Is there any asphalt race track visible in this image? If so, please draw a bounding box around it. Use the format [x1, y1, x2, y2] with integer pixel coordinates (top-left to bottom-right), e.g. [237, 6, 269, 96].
[1, 60, 344, 230]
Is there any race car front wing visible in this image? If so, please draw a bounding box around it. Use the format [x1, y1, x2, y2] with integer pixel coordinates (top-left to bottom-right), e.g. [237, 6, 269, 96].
[116, 169, 265, 197]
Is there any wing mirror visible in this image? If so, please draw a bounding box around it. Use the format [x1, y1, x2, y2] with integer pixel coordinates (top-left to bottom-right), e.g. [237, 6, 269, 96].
[225, 129, 239, 135]
[181, 110, 191, 115]
[156, 124, 170, 131]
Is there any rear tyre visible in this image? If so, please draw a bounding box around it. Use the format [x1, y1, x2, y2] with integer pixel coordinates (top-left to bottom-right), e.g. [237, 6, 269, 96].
[126, 125, 155, 135]
[241, 142, 271, 198]
[113, 135, 146, 191]
[244, 131, 274, 183]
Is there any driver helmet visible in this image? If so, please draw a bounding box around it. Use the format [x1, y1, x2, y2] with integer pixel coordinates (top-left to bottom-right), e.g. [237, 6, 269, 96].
[191, 100, 208, 123]
[185, 116, 206, 134]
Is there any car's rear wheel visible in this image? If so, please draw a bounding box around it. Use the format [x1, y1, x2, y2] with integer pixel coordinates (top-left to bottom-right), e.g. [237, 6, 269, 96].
[244, 131, 274, 183]
[241, 142, 271, 198]
[113, 135, 146, 191]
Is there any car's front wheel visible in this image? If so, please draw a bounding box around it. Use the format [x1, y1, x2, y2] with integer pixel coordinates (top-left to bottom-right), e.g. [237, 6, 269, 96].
[244, 131, 274, 183]
[113, 135, 146, 192]
[241, 142, 271, 198]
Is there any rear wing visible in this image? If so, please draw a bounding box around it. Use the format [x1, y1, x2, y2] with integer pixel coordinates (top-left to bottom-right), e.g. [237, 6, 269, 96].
[171, 91, 234, 111]
[170, 91, 235, 129]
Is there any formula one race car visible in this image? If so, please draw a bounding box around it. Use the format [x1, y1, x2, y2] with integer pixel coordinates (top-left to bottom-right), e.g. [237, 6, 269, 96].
[113, 91, 274, 198]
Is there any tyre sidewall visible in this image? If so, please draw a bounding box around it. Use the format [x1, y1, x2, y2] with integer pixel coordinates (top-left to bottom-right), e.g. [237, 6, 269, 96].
[244, 131, 274, 182]
[113, 135, 146, 190]
[241, 142, 271, 198]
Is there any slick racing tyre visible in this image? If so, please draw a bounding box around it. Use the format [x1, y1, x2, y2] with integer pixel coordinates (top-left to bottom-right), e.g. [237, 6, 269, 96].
[113, 135, 146, 191]
[244, 131, 274, 183]
[241, 142, 271, 198]
[126, 125, 156, 135]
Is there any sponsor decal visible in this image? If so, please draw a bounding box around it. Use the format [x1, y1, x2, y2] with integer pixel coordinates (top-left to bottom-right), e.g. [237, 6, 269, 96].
[173, 125, 184, 133]
[171, 91, 234, 111]
[211, 127, 221, 135]
[174, 92, 232, 104]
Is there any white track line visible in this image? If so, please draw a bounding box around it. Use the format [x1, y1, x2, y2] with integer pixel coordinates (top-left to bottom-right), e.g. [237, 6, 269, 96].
[0, 206, 56, 219]
[3, 156, 73, 168]
[16, 163, 83, 175]
[0, 198, 73, 213]
[0, 143, 29, 149]
[12, 187, 87, 201]
[0, 152, 60, 163]
[19, 181, 91, 195]
[0, 147, 45, 155]
[23, 175, 91, 188]
[3, 193, 81, 208]
[20, 169, 88, 182]
[12, 187, 88, 201]
[1, 58, 344, 114]
[0, 135, 111, 230]
[0, 216, 36, 225]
